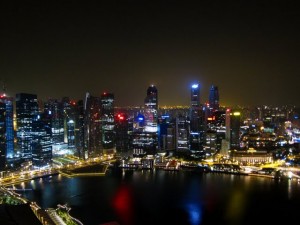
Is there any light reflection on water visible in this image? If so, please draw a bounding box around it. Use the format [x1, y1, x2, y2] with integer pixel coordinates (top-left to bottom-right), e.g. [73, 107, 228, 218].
[12, 169, 300, 225]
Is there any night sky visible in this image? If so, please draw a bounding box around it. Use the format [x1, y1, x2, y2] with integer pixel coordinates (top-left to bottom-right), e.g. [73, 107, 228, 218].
[1, 0, 299, 107]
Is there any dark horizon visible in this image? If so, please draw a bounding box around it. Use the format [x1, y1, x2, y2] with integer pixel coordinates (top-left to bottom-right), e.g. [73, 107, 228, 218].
[1, 1, 299, 107]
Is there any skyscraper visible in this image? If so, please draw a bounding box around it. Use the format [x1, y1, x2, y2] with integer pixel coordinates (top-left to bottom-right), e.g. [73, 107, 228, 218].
[190, 83, 201, 132]
[101, 92, 115, 151]
[115, 112, 129, 153]
[31, 114, 52, 168]
[16, 93, 39, 161]
[189, 83, 205, 158]
[229, 110, 241, 150]
[0, 100, 6, 170]
[0, 94, 14, 159]
[132, 85, 158, 156]
[144, 85, 158, 133]
[209, 85, 219, 112]
[75, 100, 85, 159]
[44, 99, 64, 146]
[84, 92, 101, 158]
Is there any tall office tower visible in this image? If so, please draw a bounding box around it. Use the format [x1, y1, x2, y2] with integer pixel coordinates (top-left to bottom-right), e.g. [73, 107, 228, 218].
[0, 100, 6, 170]
[84, 92, 102, 158]
[158, 114, 176, 152]
[190, 83, 201, 132]
[75, 100, 85, 159]
[229, 110, 241, 150]
[209, 85, 219, 112]
[204, 130, 217, 155]
[44, 99, 64, 146]
[0, 94, 14, 159]
[31, 114, 52, 168]
[62, 97, 77, 149]
[16, 93, 39, 161]
[144, 85, 158, 133]
[176, 115, 190, 152]
[115, 112, 129, 153]
[62, 97, 71, 143]
[189, 83, 205, 157]
[225, 109, 231, 141]
[101, 92, 115, 151]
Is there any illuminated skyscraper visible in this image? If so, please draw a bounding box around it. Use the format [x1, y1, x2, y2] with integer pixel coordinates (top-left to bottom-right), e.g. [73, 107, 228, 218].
[62, 97, 77, 149]
[0, 100, 6, 170]
[209, 85, 219, 112]
[75, 100, 85, 158]
[189, 83, 205, 158]
[31, 114, 52, 168]
[44, 99, 64, 146]
[0, 94, 14, 160]
[84, 92, 101, 158]
[229, 110, 241, 150]
[176, 115, 189, 151]
[132, 85, 158, 156]
[16, 93, 39, 161]
[190, 83, 201, 132]
[115, 112, 129, 153]
[144, 85, 158, 133]
[101, 92, 115, 151]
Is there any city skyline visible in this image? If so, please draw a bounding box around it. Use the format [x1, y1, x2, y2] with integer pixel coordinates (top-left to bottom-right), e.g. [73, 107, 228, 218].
[1, 1, 299, 107]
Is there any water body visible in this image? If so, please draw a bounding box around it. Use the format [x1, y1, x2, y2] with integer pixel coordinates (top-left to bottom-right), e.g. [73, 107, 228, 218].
[14, 168, 300, 225]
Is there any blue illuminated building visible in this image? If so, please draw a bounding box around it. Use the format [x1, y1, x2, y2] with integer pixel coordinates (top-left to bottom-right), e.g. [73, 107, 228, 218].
[0, 100, 6, 170]
[31, 114, 52, 168]
[0, 94, 14, 160]
[16, 93, 39, 161]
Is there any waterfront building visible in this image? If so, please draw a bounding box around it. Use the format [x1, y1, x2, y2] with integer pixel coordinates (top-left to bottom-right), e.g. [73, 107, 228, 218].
[231, 149, 273, 165]
[16, 93, 39, 161]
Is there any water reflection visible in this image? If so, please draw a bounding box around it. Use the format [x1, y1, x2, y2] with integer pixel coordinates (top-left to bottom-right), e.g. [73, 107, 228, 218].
[12, 170, 300, 225]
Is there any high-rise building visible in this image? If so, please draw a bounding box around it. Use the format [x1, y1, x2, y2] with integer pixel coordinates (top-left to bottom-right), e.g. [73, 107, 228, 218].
[75, 100, 85, 159]
[115, 112, 129, 153]
[209, 85, 219, 112]
[131, 85, 159, 156]
[176, 115, 189, 152]
[229, 110, 241, 150]
[84, 92, 102, 158]
[189, 83, 205, 157]
[101, 92, 115, 152]
[16, 93, 39, 161]
[61, 98, 78, 149]
[31, 114, 52, 168]
[0, 100, 6, 170]
[144, 85, 158, 133]
[44, 99, 64, 146]
[0, 94, 14, 159]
